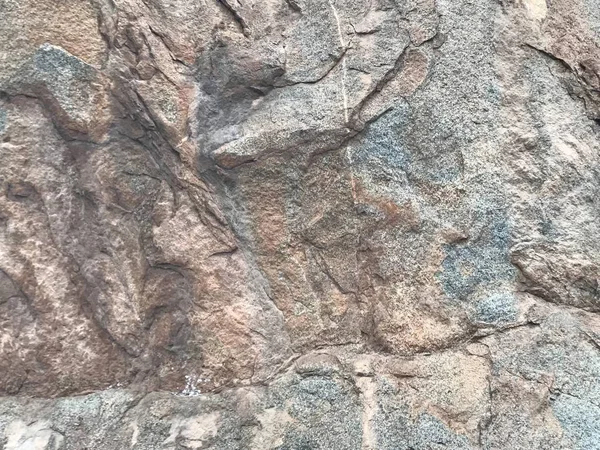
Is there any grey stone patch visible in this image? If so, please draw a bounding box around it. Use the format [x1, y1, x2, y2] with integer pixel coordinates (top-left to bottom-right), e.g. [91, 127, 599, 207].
[0, 108, 6, 134]
[49, 389, 139, 443]
[0, 374, 364, 449]
[439, 204, 515, 302]
[584, 0, 600, 43]
[403, 0, 503, 166]
[1, 419, 64, 450]
[31, 43, 96, 80]
[481, 371, 571, 450]
[125, 392, 240, 450]
[373, 378, 472, 450]
[505, 48, 600, 312]
[410, 414, 473, 450]
[485, 312, 600, 406]
[0, 389, 245, 450]
[269, 373, 363, 450]
[278, 0, 342, 84]
[348, 104, 412, 200]
[472, 292, 518, 325]
[406, 0, 515, 302]
[347, 0, 516, 305]
[8, 44, 97, 113]
[1, 43, 108, 137]
[552, 394, 600, 450]
[197, 0, 412, 167]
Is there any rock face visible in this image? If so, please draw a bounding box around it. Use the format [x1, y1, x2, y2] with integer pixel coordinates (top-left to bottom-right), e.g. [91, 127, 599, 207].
[0, 0, 600, 448]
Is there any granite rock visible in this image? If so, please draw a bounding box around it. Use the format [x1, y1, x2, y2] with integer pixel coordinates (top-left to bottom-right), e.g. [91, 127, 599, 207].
[1, 0, 600, 448]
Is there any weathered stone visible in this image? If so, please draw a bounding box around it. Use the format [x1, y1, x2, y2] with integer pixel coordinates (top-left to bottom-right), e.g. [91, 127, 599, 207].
[1, 0, 600, 447]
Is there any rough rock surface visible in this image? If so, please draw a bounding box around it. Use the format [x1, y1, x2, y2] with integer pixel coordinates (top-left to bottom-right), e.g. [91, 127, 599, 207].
[1, 0, 600, 448]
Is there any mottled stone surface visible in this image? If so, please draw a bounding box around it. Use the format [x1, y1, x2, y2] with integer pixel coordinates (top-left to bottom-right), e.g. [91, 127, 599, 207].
[1, 0, 600, 448]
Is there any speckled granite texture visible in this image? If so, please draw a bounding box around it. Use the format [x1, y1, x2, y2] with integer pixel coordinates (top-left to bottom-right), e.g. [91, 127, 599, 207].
[1, 0, 600, 448]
